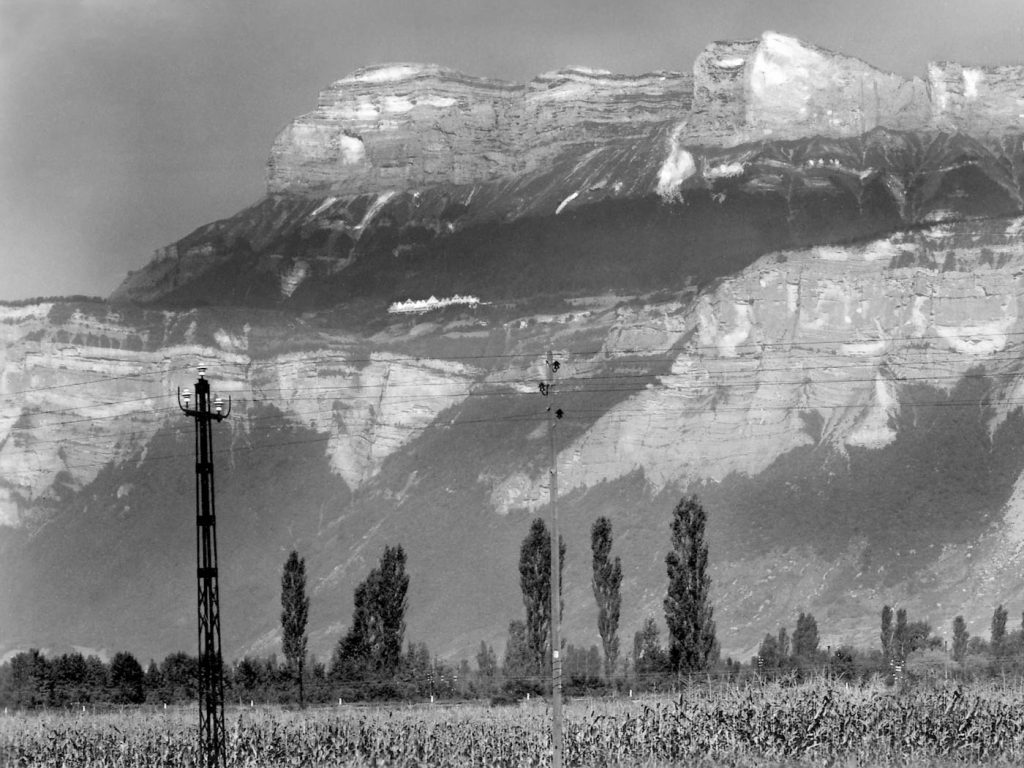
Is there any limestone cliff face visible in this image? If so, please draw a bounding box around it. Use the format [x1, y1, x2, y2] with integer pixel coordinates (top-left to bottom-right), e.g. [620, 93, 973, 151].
[0, 303, 472, 528]
[495, 217, 1024, 512]
[267, 63, 691, 196]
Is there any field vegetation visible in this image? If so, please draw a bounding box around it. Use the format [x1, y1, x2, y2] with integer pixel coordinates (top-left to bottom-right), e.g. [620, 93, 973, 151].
[5, 679, 1024, 767]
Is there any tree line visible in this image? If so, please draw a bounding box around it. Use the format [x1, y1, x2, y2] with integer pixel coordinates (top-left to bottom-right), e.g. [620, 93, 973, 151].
[1, 493, 716, 707]
[10, 492, 1024, 708]
[488, 494, 718, 699]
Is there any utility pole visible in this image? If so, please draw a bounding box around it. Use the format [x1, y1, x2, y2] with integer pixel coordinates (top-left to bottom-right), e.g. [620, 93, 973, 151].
[178, 365, 230, 768]
[540, 350, 563, 768]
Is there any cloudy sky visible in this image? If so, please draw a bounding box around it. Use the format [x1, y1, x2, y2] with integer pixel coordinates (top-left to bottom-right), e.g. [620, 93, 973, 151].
[3, 0, 1024, 300]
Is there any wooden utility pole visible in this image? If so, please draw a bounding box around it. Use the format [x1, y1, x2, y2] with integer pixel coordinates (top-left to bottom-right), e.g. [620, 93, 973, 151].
[542, 350, 564, 768]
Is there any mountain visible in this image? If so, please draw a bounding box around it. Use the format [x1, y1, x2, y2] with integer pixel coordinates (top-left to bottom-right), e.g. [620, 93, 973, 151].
[6, 32, 1024, 665]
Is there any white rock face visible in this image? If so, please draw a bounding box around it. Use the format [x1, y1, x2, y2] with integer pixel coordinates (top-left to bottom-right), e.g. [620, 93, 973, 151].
[656, 126, 696, 200]
[247, 352, 473, 489]
[0, 305, 180, 526]
[0, 305, 473, 528]
[491, 220, 1024, 512]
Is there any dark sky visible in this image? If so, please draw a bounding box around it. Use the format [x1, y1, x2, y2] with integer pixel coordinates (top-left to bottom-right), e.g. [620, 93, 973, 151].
[3, 0, 1024, 300]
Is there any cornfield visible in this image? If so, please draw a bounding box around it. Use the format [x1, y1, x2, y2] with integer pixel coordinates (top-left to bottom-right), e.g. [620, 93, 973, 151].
[4, 680, 1024, 767]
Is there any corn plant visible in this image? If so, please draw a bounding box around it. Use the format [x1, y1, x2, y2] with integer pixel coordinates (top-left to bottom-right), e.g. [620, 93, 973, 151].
[4, 680, 1024, 766]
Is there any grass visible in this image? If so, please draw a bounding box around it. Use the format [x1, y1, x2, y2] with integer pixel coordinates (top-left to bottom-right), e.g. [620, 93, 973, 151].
[5, 679, 1024, 766]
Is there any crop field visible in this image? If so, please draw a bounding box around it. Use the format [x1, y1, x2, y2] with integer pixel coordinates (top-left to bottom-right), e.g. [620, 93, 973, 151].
[4, 680, 1024, 767]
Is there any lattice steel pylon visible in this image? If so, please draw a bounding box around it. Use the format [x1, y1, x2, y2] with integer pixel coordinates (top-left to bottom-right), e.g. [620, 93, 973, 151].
[178, 365, 230, 768]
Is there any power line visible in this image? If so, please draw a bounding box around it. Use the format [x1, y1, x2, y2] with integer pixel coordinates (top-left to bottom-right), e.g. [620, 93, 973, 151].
[0, 412, 548, 480]
[7, 358, 1024, 440]
[5, 326, 1024, 467]
[6, 323, 1024, 401]
[0, 364, 193, 399]
[6, 384, 1024, 484]
[7, 354, 1024, 443]
[13, 343, 1024, 407]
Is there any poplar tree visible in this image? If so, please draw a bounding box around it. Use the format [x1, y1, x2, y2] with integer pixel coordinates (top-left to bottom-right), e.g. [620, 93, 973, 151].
[757, 633, 781, 668]
[663, 495, 716, 674]
[633, 616, 669, 677]
[502, 620, 535, 681]
[591, 517, 622, 679]
[792, 613, 819, 660]
[777, 626, 790, 661]
[280, 550, 310, 707]
[893, 608, 908, 664]
[475, 641, 498, 686]
[332, 545, 409, 681]
[991, 604, 1008, 657]
[952, 615, 969, 663]
[881, 605, 894, 662]
[518, 518, 565, 674]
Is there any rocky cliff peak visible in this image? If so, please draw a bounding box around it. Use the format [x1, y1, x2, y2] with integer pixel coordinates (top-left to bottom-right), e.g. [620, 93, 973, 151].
[265, 31, 1024, 202]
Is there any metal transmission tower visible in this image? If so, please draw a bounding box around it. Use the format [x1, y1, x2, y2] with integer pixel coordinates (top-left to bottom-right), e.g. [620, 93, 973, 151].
[178, 365, 230, 768]
[539, 350, 564, 768]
